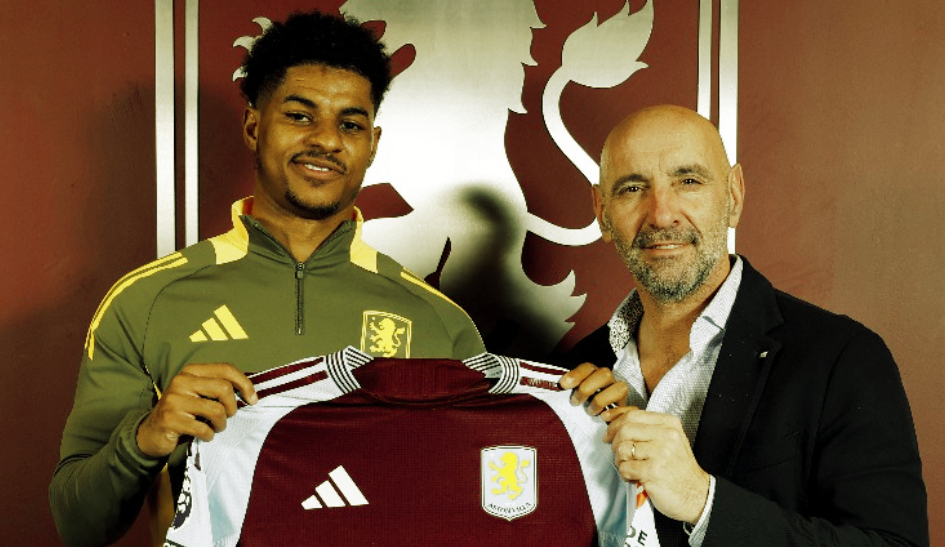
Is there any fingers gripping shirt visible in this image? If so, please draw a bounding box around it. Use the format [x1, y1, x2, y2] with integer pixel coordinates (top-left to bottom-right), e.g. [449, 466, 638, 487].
[165, 348, 629, 547]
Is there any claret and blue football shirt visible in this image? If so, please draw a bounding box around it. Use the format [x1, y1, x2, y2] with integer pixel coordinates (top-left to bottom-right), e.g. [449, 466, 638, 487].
[164, 347, 633, 547]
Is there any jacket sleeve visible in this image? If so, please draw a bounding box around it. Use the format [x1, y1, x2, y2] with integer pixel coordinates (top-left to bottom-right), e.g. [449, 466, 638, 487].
[49, 309, 166, 547]
[704, 329, 928, 547]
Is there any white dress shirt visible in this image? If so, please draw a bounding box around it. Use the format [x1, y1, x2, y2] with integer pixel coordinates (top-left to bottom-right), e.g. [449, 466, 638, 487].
[606, 256, 743, 546]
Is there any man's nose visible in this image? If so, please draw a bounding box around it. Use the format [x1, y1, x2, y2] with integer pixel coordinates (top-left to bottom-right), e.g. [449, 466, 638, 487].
[646, 185, 679, 228]
[304, 120, 342, 152]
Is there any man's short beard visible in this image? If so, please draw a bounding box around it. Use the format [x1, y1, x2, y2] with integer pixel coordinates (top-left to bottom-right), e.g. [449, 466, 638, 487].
[286, 188, 342, 221]
[607, 213, 729, 304]
[254, 150, 356, 221]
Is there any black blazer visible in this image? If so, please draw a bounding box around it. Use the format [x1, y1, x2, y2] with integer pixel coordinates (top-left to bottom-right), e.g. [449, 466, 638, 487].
[566, 258, 928, 547]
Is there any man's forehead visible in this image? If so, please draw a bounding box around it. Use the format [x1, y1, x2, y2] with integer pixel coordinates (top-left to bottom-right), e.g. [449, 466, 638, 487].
[605, 140, 713, 177]
[603, 116, 727, 180]
[262, 64, 374, 113]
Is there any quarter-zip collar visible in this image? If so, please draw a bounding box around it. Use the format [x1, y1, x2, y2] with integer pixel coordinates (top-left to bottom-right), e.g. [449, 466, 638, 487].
[214, 197, 377, 273]
[223, 197, 367, 337]
[241, 214, 357, 268]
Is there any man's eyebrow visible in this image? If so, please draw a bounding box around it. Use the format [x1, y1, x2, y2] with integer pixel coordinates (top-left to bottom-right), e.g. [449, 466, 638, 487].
[282, 95, 371, 119]
[340, 106, 371, 118]
[609, 173, 648, 196]
[283, 94, 316, 108]
[673, 164, 713, 179]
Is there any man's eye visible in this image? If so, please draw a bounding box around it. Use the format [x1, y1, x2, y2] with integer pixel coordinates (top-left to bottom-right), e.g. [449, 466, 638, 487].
[341, 121, 364, 132]
[617, 185, 642, 195]
[286, 112, 310, 122]
[681, 178, 701, 185]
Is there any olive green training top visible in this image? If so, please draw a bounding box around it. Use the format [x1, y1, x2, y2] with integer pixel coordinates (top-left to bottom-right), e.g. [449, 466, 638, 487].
[50, 198, 484, 547]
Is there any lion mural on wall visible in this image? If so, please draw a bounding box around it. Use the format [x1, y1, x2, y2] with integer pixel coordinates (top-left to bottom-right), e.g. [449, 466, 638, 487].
[236, 1, 653, 357]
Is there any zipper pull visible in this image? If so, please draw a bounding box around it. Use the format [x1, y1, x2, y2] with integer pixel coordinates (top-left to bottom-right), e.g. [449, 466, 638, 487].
[296, 262, 305, 279]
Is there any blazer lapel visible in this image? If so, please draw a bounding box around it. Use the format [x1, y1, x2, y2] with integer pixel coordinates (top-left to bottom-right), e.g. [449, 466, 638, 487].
[693, 259, 783, 476]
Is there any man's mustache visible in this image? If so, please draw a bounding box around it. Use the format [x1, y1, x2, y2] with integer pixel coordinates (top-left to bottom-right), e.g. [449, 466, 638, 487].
[632, 228, 699, 249]
[292, 151, 346, 173]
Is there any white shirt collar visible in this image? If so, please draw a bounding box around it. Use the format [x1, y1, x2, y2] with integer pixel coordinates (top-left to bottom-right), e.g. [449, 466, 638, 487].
[607, 256, 744, 357]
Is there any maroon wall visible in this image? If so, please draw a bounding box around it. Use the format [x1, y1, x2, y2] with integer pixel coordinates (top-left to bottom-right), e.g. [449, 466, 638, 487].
[0, 1, 156, 544]
[738, 3, 945, 536]
[0, 1, 940, 545]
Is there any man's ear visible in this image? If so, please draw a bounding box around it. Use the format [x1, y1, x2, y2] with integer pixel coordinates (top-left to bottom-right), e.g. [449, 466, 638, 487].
[727, 163, 745, 228]
[368, 126, 382, 167]
[242, 107, 260, 152]
[591, 184, 612, 242]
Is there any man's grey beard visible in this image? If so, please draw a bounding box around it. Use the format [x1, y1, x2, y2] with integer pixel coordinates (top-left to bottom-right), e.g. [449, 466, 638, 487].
[607, 214, 729, 304]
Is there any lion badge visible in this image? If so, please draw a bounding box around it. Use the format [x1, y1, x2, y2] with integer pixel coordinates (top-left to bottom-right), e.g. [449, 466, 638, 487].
[361, 311, 412, 358]
[481, 446, 537, 521]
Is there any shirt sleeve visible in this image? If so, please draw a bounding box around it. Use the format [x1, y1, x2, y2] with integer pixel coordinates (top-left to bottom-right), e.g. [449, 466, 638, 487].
[49, 312, 166, 547]
[688, 474, 716, 547]
[451, 316, 487, 359]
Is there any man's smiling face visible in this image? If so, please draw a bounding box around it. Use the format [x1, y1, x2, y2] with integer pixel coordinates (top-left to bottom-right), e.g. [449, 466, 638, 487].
[594, 106, 742, 303]
[243, 63, 381, 222]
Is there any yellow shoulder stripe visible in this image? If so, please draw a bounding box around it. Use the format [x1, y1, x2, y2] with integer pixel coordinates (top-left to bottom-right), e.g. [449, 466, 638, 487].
[399, 269, 470, 317]
[209, 228, 249, 265]
[86, 199, 254, 361]
[350, 208, 378, 273]
[209, 198, 251, 264]
[85, 254, 189, 360]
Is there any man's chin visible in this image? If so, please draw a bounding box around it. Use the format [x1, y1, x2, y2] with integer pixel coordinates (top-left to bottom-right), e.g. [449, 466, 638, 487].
[635, 254, 693, 277]
[282, 201, 335, 221]
[285, 192, 344, 221]
[630, 259, 702, 300]
[285, 186, 360, 221]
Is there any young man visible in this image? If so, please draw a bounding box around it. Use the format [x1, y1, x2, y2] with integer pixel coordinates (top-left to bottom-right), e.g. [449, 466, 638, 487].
[563, 105, 927, 546]
[50, 11, 483, 547]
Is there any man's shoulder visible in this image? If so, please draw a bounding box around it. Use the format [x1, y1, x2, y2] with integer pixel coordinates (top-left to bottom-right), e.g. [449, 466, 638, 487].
[737, 258, 877, 345]
[771, 287, 873, 341]
[373, 251, 477, 320]
[88, 239, 233, 334]
[340, 219, 465, 316]
[338, 226, 485, 356]
[105, 241, 222, 304]
[83, 239, 226, 361]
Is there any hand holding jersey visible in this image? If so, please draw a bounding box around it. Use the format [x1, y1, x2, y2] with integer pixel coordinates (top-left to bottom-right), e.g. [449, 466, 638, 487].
[560, 363, 628, 418]
[605, 406, 710, 525]
[137, 363, 258, 458]
[562, 363, 710, 524]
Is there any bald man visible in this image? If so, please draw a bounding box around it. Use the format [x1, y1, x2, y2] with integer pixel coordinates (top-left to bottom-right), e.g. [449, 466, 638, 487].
[560, 106, 927, 546]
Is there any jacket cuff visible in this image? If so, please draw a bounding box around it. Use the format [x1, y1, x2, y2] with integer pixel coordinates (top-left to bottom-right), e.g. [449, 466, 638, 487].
[112, 409, 168, 477]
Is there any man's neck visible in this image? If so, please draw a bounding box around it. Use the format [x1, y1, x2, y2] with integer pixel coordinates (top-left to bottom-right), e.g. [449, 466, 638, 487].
[250, 196, 353, 263]
[635, 258, 732, 392]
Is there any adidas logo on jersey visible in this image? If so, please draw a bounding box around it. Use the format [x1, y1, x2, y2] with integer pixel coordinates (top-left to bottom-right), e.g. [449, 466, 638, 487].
[301, 465, 369, 510]
[189, 305, 248, 342]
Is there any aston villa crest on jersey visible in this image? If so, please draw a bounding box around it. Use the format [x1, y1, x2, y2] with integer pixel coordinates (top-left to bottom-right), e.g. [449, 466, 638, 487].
[481, 446, 537, 521]
[361, 311, 412, 358]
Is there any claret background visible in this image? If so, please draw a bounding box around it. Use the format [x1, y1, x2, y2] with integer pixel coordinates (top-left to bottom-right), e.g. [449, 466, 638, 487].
[1, 1, 942, 544]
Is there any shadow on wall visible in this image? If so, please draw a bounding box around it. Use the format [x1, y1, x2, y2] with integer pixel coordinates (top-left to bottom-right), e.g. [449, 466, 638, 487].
[441, 186, 529, 354]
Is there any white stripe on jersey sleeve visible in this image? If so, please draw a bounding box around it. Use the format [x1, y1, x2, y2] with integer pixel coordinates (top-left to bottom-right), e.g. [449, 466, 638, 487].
[505, 356, 630, 547]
